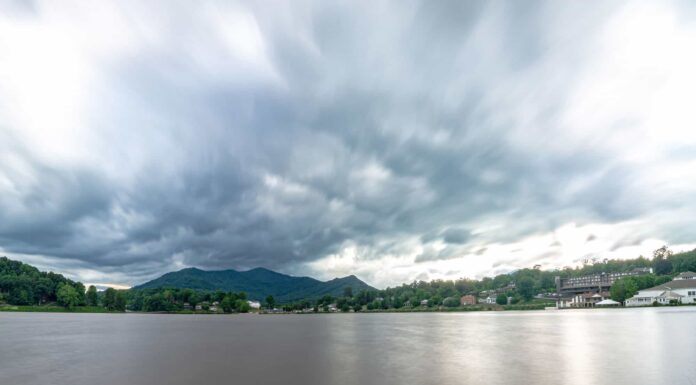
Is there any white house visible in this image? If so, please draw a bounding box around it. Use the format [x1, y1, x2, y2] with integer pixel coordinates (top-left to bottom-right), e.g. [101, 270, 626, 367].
[247, 300, 261, 309]
[626, 272, 696, 306]
[482, 295, 496, 304]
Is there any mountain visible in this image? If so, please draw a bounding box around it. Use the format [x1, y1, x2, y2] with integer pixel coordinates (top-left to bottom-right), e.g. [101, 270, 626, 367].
[132, 267, 375, 303]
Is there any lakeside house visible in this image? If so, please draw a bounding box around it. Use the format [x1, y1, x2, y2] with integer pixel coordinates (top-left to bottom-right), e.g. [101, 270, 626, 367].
[626, 272, 696, 306]
[481, 295, 496, 304]
[247, 300, 261, 309]
[460, 295, 477, 306]
[557, 291, 611, 308]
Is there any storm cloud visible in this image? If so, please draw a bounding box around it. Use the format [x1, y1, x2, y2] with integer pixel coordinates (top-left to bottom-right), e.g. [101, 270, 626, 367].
[1, 0, 696, 288]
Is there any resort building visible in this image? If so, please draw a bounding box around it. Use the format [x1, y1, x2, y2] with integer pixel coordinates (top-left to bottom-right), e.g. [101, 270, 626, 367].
[625, 272, 696, 306]
[460, 295, 477, 306]
[555, 268, 652, 297]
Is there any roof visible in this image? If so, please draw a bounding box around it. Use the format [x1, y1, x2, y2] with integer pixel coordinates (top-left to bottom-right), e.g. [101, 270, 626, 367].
[659, 291, 684, 299]
[647, 279, 696, 291]
[676, 271, 696, 279]
[596, 299, 620, 305]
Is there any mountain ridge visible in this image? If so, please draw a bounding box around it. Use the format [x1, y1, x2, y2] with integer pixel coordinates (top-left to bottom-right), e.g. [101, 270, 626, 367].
[133, 267, 374, 303]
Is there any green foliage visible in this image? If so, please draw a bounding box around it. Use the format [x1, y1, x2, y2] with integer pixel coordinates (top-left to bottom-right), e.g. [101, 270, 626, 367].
[102, 288, 126, 312]
[610, 278, 639, 302]
[343, 286, 353, 298]
[496, 293, 508, 305]
[56, 284, 80, 308]
[235, 299, 251, 313]
[442, 297, 460, 308]
[133, 267, 373, 303]
[221, 296, 235, 313]
[516, 277, 535, 301]
[86, 285, 99, 307]
[127, 287, 249, 313]
[265, 295, 275, 309]
[0, 256, 84, 306]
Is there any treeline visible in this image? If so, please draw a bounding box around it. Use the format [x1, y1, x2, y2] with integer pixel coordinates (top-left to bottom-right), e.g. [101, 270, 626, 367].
[608, 246, 696, 302]
[126, 288, 251, 313]
[0, 256, 127, 311]
[281, 247, 696, 312]
[2, 247, 695, 312]
[0, 256, 86, 306]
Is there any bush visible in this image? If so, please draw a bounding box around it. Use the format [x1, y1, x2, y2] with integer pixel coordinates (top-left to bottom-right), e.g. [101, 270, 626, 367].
[442, 297, 460, 308]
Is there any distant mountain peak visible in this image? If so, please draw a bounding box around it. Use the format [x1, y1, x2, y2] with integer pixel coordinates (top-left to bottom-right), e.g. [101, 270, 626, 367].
[133, 266, 374, 303]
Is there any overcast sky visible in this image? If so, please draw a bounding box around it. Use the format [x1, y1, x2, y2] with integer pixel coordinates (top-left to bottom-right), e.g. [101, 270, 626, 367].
[1, 0, 696, 289]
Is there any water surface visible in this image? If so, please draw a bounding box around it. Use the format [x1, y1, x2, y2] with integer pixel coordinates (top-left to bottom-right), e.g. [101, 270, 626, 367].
[1, 308, 695, 385]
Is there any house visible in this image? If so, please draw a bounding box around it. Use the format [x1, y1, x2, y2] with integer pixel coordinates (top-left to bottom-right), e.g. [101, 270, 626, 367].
[626, 276, 696, 306]
[482, 295, 496, 304]
[247, 300, 261, 309]
[420, 299, 429, 306]
[675, 271, 696, 280]
[460, 295, 477, 306]
[557, 291, 610, 308]
[183, 302, 192, 311]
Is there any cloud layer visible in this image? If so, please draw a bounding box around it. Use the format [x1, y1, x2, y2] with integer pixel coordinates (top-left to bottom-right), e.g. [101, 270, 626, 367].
[1, 0, 696, 288]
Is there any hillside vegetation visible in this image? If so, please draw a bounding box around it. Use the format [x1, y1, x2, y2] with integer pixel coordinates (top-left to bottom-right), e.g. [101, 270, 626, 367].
[133, 267, 374, 302]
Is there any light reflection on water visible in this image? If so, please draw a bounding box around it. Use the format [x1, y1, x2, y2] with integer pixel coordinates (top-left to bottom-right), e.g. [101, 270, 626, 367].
[1, 308, 695, 385]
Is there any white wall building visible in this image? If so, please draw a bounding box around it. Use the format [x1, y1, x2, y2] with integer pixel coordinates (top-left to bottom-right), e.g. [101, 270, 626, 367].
[626, 272, 696, 306]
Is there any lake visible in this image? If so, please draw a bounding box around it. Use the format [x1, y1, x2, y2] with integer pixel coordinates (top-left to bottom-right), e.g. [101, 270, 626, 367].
[1, 308, 695, 385]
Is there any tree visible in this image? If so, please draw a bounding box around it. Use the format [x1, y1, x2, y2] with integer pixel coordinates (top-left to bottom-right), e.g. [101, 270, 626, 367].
[235, 299, 251, 313]
[652, 246, 674, 275]
[343, 286, 353, 298]
[265, 295, 275, 310]
[610, 278, 639, 303]
[56, 284, 80, 308]
[114, 291, 127, 312]
[495, 293, 508, 305]
[221, 295, 236, 313]
[103, 288, 117, 310]
[516, 277, 535, 301]
[86, 285, 98, 307]
[443, 297, 460, 308]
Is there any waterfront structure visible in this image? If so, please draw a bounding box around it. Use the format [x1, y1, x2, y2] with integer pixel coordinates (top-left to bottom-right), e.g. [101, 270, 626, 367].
[557, 291, 611, 308]
[481, 295, 496, 304]
[247, 300, 261, 309]
[596, 299, 620, 307]
[626, 273, 696, 306]
[555, 268, 652, 296]
[460, 295, 477, 306]
[674, 271, 696, 280]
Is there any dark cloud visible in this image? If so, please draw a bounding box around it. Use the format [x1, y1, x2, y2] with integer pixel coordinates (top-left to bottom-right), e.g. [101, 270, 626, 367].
[1, 0, 695, 286]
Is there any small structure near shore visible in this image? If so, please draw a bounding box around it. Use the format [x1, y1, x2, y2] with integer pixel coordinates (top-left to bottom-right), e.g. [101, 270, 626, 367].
[596, 299, 620, 307]
[460, 295, 477, 306]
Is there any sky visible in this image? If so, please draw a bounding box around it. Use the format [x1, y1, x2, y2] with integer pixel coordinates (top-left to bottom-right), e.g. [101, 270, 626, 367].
[1, 0, 696, 289]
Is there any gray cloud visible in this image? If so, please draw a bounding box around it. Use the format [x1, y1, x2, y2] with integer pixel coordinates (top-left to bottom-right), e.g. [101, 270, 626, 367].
[1, 0, 696, 287]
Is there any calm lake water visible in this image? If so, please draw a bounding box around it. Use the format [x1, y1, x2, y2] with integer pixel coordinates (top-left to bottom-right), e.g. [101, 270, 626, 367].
[1, 308, 695, 385]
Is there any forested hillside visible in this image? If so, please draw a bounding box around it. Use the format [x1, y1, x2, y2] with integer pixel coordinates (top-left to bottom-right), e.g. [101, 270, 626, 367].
[133, 267, 375, 302]
[0, 257, 86, 305]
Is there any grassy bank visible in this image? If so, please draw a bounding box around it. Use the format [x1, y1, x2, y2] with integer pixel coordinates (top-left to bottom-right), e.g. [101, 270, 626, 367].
[0, 305, 117, 313]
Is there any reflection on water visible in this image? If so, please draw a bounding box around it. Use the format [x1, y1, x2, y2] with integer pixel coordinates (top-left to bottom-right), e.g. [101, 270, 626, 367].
[1, 308, 695, 385]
